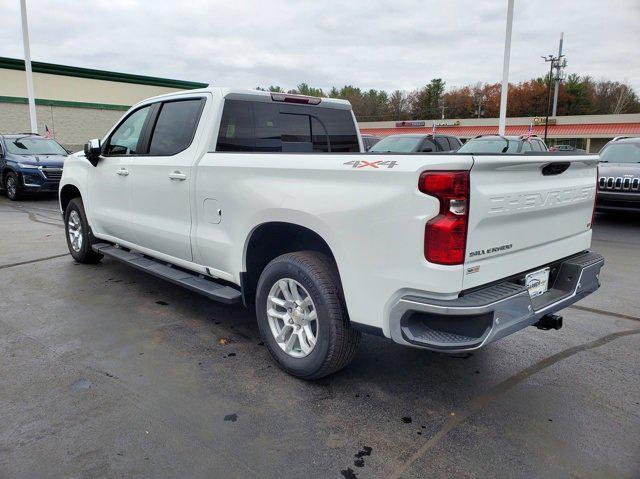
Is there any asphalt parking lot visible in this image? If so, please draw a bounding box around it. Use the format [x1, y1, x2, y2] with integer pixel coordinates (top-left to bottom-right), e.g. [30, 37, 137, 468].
[0, 195, 639, 479]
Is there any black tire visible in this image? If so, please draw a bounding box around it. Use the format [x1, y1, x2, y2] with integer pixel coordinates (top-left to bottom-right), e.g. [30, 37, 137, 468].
[64, 197, 103, 264]
[255, 251, 361, 379]
[5, 172, 23, 201]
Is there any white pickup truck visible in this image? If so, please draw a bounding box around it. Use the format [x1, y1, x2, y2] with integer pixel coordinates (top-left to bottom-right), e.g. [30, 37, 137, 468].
[59, 88, 604, 379]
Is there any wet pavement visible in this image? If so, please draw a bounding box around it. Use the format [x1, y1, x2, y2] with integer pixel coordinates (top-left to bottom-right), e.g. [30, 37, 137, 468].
[1, 196, 639, 478]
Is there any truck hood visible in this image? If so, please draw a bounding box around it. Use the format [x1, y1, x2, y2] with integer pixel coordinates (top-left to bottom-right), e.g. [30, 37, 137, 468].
[12, 154, 66, 168]
[598, 162, 640, 178]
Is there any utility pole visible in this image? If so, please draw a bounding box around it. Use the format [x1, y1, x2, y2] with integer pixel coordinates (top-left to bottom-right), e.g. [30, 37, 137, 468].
[474, 93, 485, 118]
[440, 103, 447, 120]
[19, 0, 37, 133]
[498, 0, 514, 136]
[551, 33, 566, 117]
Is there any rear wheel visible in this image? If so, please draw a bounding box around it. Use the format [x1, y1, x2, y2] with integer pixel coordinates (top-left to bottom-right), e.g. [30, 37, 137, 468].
[255, 251, 360, 379]
[64, 197, 103, 264]
[5, 172, 22, 201]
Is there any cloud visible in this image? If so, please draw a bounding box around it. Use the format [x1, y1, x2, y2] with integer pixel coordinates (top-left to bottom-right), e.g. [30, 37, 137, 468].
[1, 0, 639, 93]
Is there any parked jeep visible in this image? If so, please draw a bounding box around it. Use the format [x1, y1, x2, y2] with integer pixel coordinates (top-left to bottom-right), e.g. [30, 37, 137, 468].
[596, 137, 640, 212]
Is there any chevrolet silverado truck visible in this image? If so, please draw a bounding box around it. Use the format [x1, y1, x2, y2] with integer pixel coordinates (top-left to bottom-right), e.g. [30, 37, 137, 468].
[59, 88, 604, 379]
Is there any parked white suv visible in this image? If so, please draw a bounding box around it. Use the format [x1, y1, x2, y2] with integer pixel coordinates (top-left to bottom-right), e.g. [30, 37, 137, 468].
[59, 88, 603, 378]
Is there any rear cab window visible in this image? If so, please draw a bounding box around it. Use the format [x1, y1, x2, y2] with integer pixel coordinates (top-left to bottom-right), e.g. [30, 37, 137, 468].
[216, 98, 359, 153]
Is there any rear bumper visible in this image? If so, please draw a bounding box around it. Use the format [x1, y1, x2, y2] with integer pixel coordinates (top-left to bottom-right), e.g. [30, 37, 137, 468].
[596, 191, 640, 212]
[388, 251, 604, 352]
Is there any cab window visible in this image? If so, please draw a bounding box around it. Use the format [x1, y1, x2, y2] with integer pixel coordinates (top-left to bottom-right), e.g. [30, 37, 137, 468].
[216, 99, 359, 153]
[104, 106, 152, 155]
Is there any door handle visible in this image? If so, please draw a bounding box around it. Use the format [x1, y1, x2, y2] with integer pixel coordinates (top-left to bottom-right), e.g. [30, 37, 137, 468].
[169, 171, 187, 181]
[116, 168, 129, 176]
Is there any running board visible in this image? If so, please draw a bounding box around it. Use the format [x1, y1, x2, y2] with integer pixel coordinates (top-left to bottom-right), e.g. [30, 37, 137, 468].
[92, 243, 241, 304]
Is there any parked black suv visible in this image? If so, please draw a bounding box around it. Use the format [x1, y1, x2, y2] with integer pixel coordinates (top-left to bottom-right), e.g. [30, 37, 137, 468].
[368, 133, 462, 153]
[596, 137, 640, 212]
[0, 133, 68, 200]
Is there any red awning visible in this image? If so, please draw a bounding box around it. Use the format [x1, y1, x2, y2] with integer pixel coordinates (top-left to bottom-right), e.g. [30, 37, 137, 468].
[360, 123, 640, 138]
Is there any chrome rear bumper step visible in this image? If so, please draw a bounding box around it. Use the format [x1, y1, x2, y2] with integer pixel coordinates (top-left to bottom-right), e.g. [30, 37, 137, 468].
[388, 251, 604, 352]
[92, 243, 241, 304]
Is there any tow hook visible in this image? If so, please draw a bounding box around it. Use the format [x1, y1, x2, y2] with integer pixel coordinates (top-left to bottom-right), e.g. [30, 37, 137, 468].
[534, 314, 563, 331]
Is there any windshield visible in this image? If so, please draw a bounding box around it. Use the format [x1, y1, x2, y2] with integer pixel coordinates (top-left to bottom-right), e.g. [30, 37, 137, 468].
[599, 143, 640, 163]
[458, 138, 520, 154]
[369, 136, 423, 152]
[5, 137, 68, 156]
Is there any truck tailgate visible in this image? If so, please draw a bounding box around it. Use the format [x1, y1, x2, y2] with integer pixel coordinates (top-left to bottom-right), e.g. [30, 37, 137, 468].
[464, 154, 598, 290]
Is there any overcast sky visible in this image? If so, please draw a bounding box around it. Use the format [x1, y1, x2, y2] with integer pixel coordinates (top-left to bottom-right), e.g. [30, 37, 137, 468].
[1, 0, 639, 93]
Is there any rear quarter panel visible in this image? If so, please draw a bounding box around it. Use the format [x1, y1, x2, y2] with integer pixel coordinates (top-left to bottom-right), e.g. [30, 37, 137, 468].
[193, 153, 472, 334]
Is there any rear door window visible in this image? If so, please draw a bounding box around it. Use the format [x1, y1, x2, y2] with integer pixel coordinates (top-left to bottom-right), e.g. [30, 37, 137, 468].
[148, 99, 204, 156]
[448, 137, 461, 150]
[216, 99, 359, 153]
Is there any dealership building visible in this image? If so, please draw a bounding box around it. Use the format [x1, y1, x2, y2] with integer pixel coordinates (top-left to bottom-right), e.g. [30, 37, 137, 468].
[1, 56, 639, 153]
[0, 57, 207, 150]
[359, 114, 640, 153]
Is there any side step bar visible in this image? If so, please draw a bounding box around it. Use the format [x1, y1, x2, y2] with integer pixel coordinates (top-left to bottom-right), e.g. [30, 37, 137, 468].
[92, 243, 241, 304]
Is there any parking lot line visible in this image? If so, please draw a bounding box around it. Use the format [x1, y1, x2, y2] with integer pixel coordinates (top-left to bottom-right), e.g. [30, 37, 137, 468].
[0, 252, 68, 270]
[388, 327, 640, 479]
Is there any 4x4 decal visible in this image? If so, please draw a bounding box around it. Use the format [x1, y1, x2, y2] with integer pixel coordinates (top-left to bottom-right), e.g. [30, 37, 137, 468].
[343, 160, 398, 169]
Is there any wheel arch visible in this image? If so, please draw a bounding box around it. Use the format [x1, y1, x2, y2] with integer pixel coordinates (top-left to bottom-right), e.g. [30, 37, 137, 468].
[242, 221, 345, 309]
[59, 183, 82, 213]
[2, 166, 18, 182]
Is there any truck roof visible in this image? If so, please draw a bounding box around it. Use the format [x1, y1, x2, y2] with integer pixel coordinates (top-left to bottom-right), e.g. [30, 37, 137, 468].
[135, 87, 352, 110]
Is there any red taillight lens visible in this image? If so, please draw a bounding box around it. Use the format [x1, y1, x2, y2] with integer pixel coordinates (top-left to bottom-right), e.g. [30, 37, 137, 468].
[419, 171, 470, 265]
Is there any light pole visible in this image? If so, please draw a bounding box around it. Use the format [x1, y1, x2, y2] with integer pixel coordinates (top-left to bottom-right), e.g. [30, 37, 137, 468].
[542, 54, 556, 143]
[19, 0, 37, 133]
[498, 0, 514, 136]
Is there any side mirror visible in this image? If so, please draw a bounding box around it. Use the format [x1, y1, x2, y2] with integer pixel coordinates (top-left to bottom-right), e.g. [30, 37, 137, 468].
[84, 139, 102, 167]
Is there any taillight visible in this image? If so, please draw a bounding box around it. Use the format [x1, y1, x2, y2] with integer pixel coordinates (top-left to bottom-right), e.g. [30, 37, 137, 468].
[419, 171, 470, 265]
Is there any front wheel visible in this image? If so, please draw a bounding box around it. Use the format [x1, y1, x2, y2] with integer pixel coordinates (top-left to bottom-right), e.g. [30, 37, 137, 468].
[255, 251, 361, 379]
[64, 197, 103, 264]
[5, 172, 22, 201]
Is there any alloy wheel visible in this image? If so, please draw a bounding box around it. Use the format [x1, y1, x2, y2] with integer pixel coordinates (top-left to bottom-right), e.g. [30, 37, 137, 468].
[67, 210, 83, 252]
[266, 278, 319, 358]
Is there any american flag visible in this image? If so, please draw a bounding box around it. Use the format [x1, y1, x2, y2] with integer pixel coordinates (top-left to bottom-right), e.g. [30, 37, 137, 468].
[526, 123, 533, 139]
[44, 124, 52, 139]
